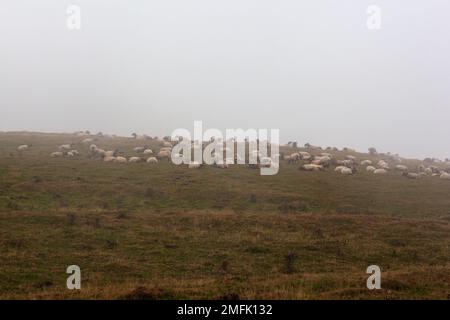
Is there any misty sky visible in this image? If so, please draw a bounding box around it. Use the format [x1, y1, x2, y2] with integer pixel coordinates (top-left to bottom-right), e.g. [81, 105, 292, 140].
[1, 1, 449, 159]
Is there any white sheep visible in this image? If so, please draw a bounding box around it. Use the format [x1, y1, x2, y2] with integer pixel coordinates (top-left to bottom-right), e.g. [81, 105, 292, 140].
[51, 151, 64, 157]
[129, 157, 142, 163]
[115, 156, 127, 163]
[59, 144, 72, 151]
[70, 150, 79, 156]
[17, 145, 30, 152]
[146, 157, 158, 164]
[334, 166, 347, 173]
[403, 172, 421, 179]
[134, 147, 145, 153]
[395, 165, 408, 172]
[300, 164, 324, 171]
[373, 168, 387, 175]
[360, 160, 372, 166]
[341, 167, 353, 175]
[143, 149, 153, 155]
[366, 166, 376, 172]
[103, 156, 116, 162]
[440, 172, 450, 180]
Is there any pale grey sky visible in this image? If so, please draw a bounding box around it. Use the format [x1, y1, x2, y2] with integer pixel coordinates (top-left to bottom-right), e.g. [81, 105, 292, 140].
[1, 1, 449, 159]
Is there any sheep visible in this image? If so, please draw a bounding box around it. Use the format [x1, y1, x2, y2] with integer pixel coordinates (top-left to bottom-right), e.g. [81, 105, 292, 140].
[366, 166, 376, 172]
[395, 165, 408, 172]
[299, 152, 312, 160]
[299, 164, 324, 171]
[334, 166, 347, 173]
[104, 150, 116, 157]
[103, 156, 116, 162]
[66, 151, 75, 157]
[146, 157, 158, 164]
[188, 161, 201, 169]
[59, 144, 72, 151]
[70, 150, 79, 156]
[163, 141, 172, 147]
[129, 157, 142, 163]
[341, 167, 353, 175]
[440, 172, 450, 180]
[424, 167, 433, 175]
[115, 156, 127, 163]
[337, 159, 354, 168]
[143, 149, 153, 155]
[17, 145, 30, 152]
[312, 155, 331, 167]
[89, 144, 98, 152]
[320, 152, 332, 158]
[133, 147, 146, 153]
[402, 172, 421, 179]
[51, 152, 64, 157]
[373, 168, 388, 175]
[215, 162, 229, 169]
[288, 153, 300, 164]
[360, 160, 372, 166]
[159, 147, 172, 153]
[345, 155, 357, 161]
[157, 150, 171, 161]
[82, 138, 94, 144]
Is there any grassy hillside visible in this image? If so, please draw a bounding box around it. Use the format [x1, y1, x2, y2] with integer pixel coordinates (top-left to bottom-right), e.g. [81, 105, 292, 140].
[0, 132, 449, 299]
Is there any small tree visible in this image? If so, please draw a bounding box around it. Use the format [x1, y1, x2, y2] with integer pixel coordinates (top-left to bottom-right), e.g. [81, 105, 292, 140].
[368, 147, 377, 155]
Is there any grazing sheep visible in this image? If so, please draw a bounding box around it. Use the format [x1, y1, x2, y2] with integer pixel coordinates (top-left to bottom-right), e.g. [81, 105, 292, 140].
[134, 147, 146, 153]
[320, 152, 332, 158]
[440, 172, 450, 180]
[424, 167, 433, 175]
[66, 151, 75, 157]
[337, 159, 355, 168]
[143, 149, 153, 155]
[51, 152, 64, 157]
[115, 156, 127, 163]
[59, 144, 72, 151]
[366, 166, 376, 172]
[313, 155, 331, 167]
[288, 153, 300, 164]
[104, 150, 117, 157]
[82, 138, 94, 144]
[334, 166, 347, 173]
[215, 162, 229, 169]
[159, 147, 172, 153]
[157, 150, 171, 161]
[103, 156, 116, 162]
[128, 157, 142, 163]
[299, 164, 324, 171]
[146, 157, 158, 164]
[89, 144, 98, 152]
[395, 165, 408, 172]
[70, 150, 79, 156]
[360, 160, 372, 166]
[373, 168, 388, 175]
[402, 172, 421, 179]
[299, 152, 312, 160]
[345, 155, 357, 161]
[17, 145, 30, 152]
[341, 167, 353, 175]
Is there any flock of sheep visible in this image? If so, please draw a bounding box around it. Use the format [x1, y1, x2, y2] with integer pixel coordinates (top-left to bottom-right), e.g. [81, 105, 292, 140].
[15, 137, 450, 181]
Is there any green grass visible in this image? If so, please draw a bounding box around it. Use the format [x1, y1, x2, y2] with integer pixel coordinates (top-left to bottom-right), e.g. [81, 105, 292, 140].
[0, 132, 449, 299]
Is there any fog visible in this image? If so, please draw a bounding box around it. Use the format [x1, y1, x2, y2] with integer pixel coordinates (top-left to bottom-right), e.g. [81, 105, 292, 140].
[1, 1, 449, 159]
